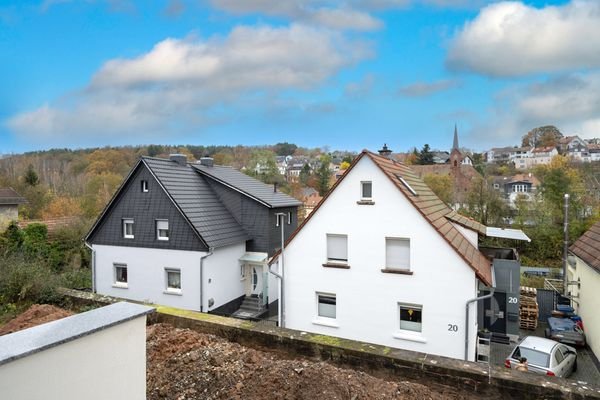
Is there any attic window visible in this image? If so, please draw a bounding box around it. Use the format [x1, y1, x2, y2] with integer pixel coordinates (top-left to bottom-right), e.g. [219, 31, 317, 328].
[156, 220, 169, 241]
[141, 180, 149, 192]
[361, 181, 372, 200]
[395, 175, 418, 196]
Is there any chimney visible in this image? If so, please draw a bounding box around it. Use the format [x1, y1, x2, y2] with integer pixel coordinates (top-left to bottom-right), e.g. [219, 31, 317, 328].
[378, 143, 393, 158]
[199, 156, 214, 167]
[169, 154, 187, 166]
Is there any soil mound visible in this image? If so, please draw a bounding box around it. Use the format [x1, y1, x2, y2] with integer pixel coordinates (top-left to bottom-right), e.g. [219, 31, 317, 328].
[0, 304, 73, 336]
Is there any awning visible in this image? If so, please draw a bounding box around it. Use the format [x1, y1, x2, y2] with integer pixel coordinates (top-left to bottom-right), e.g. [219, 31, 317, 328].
[486, 227, 531, 242]
[239, 252, 268, 263]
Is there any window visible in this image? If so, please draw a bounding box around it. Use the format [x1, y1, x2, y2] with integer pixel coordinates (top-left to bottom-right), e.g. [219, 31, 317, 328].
[386, 238, 410, 270]
[141, 180, 149, 192]
[114, 264, 128, 287]
[165, 269, 181, 292]
[399, 304, 422, 332]
[156, 220, 169, 240]
[123, 218, 134, 239]
[361, 181, 372, 200]
[317, 293, 336, 319]
[513, 184, 528, 193]
[240, 265, 246, 279]
[326, 234, 348, 264]
[287, 211, 292, 225]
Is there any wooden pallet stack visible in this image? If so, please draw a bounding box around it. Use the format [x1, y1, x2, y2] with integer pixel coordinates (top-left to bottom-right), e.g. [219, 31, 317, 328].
[520, 287, 539, 330]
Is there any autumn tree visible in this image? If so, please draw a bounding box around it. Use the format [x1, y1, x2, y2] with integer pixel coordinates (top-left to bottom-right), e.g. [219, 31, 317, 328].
[299, 163, 311, 185]
[521, 125, 563, 148]
[423, 174, 453, 205]
[461, 176, 507, 226]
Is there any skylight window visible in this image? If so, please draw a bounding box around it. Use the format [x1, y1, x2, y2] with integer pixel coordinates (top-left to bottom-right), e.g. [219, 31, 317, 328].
[395, 174, 418, 196]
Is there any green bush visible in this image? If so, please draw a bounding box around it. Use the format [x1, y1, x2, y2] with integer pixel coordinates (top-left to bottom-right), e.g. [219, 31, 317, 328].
[0, 256, 63, 304]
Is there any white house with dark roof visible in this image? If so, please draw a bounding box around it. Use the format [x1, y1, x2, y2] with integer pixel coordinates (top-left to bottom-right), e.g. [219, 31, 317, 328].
[85, 154, 301, 317]
[269, 149, 495, 361]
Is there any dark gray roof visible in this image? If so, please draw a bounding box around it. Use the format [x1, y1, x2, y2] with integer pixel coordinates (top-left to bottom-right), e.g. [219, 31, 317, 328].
[193, 164, 302, 208]
[143, 157, 250, 248]
[0, 188, 26, 205]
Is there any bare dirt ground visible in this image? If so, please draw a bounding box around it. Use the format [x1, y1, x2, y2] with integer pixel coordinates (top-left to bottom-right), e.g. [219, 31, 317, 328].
[1, 305, 477, 400]
[0, 304, 72, 335]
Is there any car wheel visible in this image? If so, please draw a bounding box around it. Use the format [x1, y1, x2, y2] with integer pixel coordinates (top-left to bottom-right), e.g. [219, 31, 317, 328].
[573, 359, 577, 373]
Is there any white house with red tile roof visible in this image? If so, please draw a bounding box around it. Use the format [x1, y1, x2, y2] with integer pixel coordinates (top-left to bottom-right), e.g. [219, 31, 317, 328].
[269, 150, 494, 361]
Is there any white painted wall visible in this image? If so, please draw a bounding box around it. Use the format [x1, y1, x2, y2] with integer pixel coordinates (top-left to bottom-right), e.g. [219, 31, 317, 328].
[282, 156, 480, 361]
[0, 317, 147, 400]
[94, 244, 205, 311]
[568, 257, 600, 358]
[203, 242, 247, 312]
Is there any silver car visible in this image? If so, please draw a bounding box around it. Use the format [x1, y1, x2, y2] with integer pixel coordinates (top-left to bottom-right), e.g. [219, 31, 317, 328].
[505, 336, 577, 378]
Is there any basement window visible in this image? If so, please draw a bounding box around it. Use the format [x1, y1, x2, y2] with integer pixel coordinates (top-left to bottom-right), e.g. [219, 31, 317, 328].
[317, 293, 336, 319]
[156, 220, 169, 241]
[123, 218, 134, 239]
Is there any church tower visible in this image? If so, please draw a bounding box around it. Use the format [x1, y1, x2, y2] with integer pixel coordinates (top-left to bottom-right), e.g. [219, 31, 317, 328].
[450, 124, 463, 167]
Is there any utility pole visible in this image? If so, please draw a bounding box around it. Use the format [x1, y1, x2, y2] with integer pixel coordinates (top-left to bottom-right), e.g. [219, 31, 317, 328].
[563, 193, 569, 296]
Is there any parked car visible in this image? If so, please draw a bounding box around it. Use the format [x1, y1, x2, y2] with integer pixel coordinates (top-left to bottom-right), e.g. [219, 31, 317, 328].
[546, 316, 586, 347]
[505, 336, 577, 378]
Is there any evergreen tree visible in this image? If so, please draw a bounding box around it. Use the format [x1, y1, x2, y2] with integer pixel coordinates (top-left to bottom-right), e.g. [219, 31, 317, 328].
[24, 164, 39, 186]
[417, 144, 434, 165]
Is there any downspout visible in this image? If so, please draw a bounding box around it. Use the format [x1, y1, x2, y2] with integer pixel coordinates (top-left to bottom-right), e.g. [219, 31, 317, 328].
[269, 259, 284, 328]
[83, 241, 96, 293]
[200, 248, 214, 313]
[465, 265, 496, 361]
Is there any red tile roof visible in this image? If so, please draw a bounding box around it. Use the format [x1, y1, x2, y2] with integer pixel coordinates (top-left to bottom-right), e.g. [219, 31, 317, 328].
[570, 221, 600, 274]
[271, 150, 493, 286]
[0, 188, 26, 205]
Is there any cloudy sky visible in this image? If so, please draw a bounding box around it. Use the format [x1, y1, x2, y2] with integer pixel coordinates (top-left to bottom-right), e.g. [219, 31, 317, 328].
[2, 0, 599, 153]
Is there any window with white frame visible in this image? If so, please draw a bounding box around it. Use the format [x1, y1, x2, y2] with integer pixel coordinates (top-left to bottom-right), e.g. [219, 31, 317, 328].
[287, 211, 292, 224]
[165, 268, 181, 292]
[326, 234, 348, 264]
[123, 218, 134, 239]
[399, 304, 422, 332]
[386, 238, 410, 270]
[361, 181, 372, 200]
[317, 293, 336, 319]
[240, 265, 246, 279]
[156, 220, 169, 240]
[114, 264, 128, 287]
[513, 184, 528, 193]
[141, 180, 149, 192]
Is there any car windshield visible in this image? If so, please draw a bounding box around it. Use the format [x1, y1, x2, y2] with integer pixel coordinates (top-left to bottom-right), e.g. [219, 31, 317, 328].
[515, 347, 550, 368]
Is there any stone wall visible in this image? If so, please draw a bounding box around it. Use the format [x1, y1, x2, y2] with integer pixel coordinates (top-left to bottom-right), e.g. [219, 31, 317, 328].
[60, 288, 600, 400]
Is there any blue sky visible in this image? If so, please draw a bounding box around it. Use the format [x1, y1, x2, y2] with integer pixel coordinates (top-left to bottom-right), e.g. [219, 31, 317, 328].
[3, 0, 600, 154]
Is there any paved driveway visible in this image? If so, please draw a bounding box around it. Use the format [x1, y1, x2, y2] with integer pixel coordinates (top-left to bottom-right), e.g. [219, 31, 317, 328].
[489, 322, 600, 385]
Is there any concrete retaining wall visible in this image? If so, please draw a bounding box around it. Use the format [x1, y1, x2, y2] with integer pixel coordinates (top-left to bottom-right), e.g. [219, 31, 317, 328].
[61, 288, 600, 400]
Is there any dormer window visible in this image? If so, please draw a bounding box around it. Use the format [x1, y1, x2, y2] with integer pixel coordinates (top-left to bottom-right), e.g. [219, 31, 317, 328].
[156, 220, 169, 241]
[141, 180, 149, 192]
[361, 181, 372, 200]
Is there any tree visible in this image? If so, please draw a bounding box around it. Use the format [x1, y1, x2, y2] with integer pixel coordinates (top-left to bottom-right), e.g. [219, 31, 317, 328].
[316, 155, 332, 196]
[273, 142, 298, 156]
[521, 126, 563, 148]
[417, 144, 434, 165]
[462, 176, 507, 226]
[24, 164, 39, 186]
[299, 163, 311, 185]
[340, 161, 351, 170]
[423, 174, 453, 205]
[147, 144, 164, 157]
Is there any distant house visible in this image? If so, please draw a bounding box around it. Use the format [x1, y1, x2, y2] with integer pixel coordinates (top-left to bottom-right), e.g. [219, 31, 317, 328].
[568, 221, 600, 359]
[85, 154, 301, 317]
[300, 187, 322, 218]
[269, 149, 495, 361]
[0, 188, 26, 230]
[491, 173, 540, 207]
[528, 146, 558, 167]
[485, 146, 531, 168]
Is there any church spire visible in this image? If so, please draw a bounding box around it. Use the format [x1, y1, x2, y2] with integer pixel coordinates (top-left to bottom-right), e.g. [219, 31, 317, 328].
[452, 124, 459, 151]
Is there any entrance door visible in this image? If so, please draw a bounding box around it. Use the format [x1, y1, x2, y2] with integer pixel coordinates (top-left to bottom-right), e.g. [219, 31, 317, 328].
[484, 292, 507, 334]
[251, 265, 263, 296]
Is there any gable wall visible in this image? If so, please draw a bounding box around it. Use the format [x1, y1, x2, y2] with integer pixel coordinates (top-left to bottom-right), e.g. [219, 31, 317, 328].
[88, 163, 207, 252]
[282, 156, 479, 360]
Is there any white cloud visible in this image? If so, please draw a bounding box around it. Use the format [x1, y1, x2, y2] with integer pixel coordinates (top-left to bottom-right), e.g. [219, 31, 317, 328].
[309, 8, 383, 31]
[398, 78, 460, 97]
[7, 24, 372, 140]
[447, 1, 600, 77]
[471, 73, 600, 145]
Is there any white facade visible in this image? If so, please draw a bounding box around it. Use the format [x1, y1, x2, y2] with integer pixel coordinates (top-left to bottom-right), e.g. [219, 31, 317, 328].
[94, 242, 247, 312]
[279, 156, 480, 361]
[568, 256, 600, 359]
[0, 314, 147, 400]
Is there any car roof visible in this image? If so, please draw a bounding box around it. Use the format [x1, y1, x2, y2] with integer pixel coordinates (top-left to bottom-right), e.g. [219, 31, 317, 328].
[518, 336, 559, 353]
